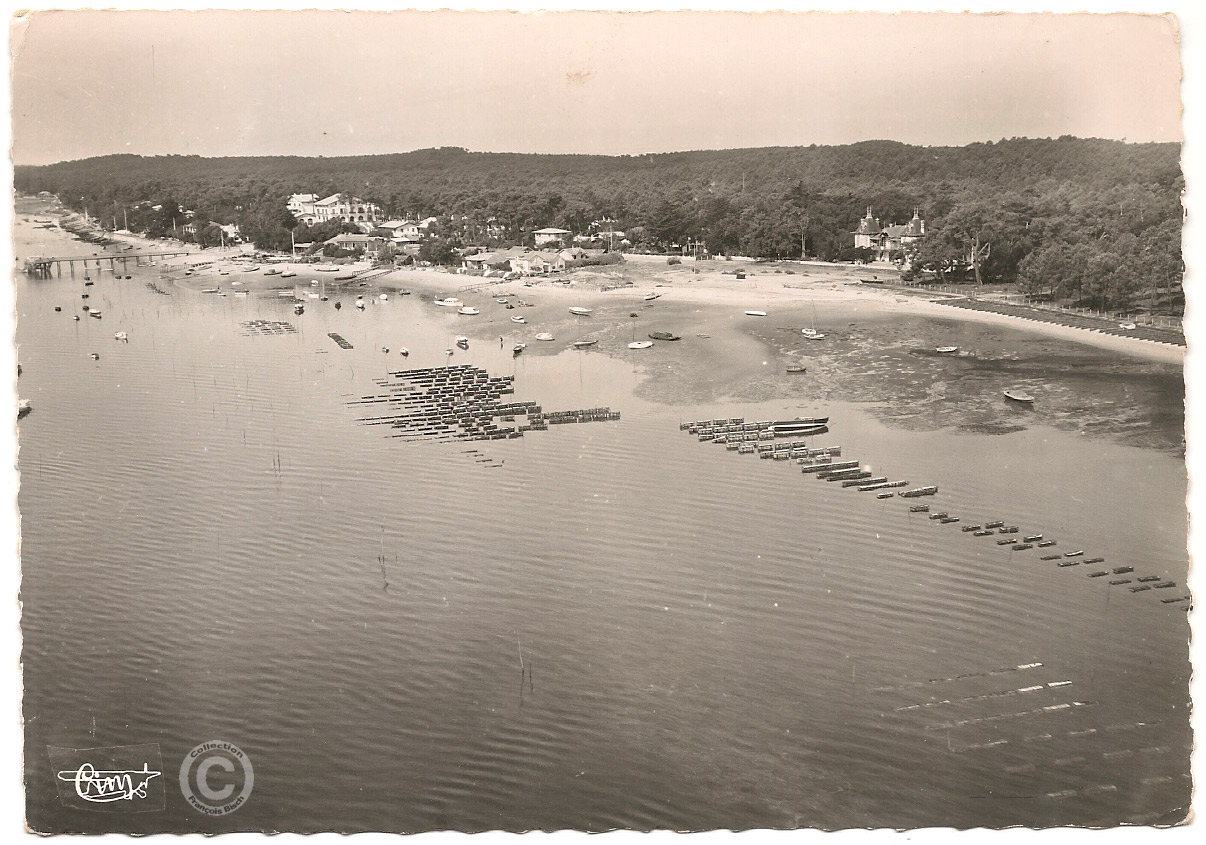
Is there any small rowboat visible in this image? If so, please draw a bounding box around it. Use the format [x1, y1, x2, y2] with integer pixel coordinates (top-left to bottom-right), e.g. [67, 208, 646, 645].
[1004, 389, 1035, 403]
[648, 331, 680, 341]
[1119, 322, 1137, 330]
[280, 271, 296, 278]
[644, 292, 661, 301]
[628, 340, 654, 349]
[513, 343, 526, 354]
[936, 346, 959, 354]
[786, 365, 807, 374]
[458, 307, 480, 315]
[569, 306, 594, 316]
[510, 316, 527, 324]
[745, 310, 767, 317]
[573, 339, 598, 348]
[535, 332, 555, 342]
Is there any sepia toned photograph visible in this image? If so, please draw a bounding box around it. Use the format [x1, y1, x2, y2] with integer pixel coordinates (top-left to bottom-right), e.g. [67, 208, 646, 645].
[5, 3, 1196, 836]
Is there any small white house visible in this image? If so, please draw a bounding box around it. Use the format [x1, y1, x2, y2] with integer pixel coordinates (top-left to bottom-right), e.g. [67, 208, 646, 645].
[533, 227, 571, 246]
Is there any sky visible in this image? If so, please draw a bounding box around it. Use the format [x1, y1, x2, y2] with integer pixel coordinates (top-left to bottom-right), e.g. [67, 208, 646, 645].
[7, 5, 1185, 165]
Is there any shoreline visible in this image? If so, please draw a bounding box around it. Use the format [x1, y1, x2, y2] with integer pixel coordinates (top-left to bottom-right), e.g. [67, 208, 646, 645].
[23, 195, 1184, 367]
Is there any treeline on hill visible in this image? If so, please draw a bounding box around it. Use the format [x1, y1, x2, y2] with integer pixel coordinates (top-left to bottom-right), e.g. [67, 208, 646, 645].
[15, 137, 1183, 312]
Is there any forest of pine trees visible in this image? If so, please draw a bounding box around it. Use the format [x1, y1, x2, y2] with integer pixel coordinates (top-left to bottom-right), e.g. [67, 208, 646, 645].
[15, 137, 1183, 313]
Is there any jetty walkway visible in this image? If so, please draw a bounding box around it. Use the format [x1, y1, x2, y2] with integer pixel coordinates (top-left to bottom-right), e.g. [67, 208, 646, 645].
[936, 297, 1185, 347]
[23, 250, 194, 279]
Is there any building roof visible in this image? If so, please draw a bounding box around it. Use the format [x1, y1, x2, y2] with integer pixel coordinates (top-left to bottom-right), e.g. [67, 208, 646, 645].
[326, 233, 383, 244]
[903, 211, 925, 237]
[288, 193, 318, 204]
[853, 208, 882, 236]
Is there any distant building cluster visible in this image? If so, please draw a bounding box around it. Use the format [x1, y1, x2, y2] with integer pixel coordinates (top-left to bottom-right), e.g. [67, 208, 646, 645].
[851, 207, 926, 261]
[288, 193, 384, 227]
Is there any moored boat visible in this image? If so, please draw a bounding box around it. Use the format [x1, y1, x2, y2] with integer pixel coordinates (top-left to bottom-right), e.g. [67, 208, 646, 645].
[1004, 389, 1035, 403]
[628, 340, 654, 349]
[535, 332, 555, 342]
[744, 310, 767, 317]
[573, 339, 598, 348]
[510, 316, 526, 324]
[17, 399, 32, 420]
[457, 306, 480, 315]
[648, 331, 680, 341]
[936, 346, 959, 354]
[569, 306, 594, 316]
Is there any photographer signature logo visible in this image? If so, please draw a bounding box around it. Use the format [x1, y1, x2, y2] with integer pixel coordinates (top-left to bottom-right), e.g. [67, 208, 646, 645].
[48, 744, 166, 812]
[56, 762, 163, 802]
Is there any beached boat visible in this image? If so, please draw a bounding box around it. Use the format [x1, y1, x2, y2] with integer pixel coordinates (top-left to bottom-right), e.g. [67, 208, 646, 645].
[573, 339, 598, 348]
[535, 332, 555, 341]
[435, 297, 462, 307]
[1119, 322, 1137, 330]
[1004, 389, 1035, 403]
[744, 310, 767, 317]
[786, 365, 807, 374]
[644, 292, 661, 301]
[648, 331, 680, 341]
[569, 306, 594, 316]
[457, 307, 480, 315]
[801, 328, 826, 340]
[280, 271, 296, 278]
[510, 316, 527, 324]
[628, 340, 654, 349]
[936, 346, 959, 354]
[772, 416, 829, 428]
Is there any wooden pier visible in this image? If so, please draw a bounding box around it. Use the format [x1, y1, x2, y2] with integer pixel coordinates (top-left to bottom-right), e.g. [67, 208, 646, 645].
[22, 250, 193, 279]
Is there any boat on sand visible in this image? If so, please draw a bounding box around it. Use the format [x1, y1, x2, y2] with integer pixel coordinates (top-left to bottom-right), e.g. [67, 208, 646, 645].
[1004, 389, 1035, 403]
[744, 310, 767, 317]
[628, 340, 654, 349]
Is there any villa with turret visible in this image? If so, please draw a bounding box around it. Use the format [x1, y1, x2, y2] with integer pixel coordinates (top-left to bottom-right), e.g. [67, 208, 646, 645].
[852, 207, 926, 261]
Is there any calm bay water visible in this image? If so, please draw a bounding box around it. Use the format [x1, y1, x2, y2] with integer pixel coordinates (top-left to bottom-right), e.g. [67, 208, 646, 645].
[16, 220, 1190, 832]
